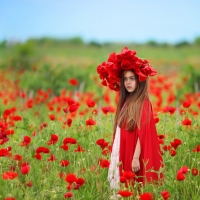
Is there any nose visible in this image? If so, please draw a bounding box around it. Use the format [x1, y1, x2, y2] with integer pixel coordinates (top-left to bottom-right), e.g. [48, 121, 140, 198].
[126, 78, 130, 84]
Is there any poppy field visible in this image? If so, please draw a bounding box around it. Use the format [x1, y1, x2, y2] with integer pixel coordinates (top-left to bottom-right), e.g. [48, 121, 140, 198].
[0, 44, 200, 200]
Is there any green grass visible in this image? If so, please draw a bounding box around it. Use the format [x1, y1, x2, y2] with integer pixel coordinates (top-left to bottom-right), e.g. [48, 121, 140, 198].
[1, 43, 200, 72]
[0, 42, 200, 199]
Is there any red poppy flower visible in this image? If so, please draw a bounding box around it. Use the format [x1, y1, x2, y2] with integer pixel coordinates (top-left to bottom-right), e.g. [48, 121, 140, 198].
[64, 192, 73, 198]
[2, 171, 18, 180]
[66, 98, 75, 105]
[74, 183, 81, 190]
[182, 119, 192, 126]
[64, 104, 79, 113]
[92, 109, 98, 115]
[182, 100, 191, 108]
[47, 134, 58, 145]
[180, 109, 186, 115]
[176, 172, 185, 181]
[0, 148, 10, 157]
[162, 145, 171, 151]
[65, 173, 77, 184]
[120, 176, 126, 183]
[49, 114, 55, 120]
[0, 137, 8, 146]
[68, 78, 79, 86]
[122, 171, 135, 179]
[192, 111, 198, 116]
[66, 183, 73, 190]
[10, 166, 15, 171]
[192, 144, 200, 152]
[5, 129, 14, 135]
[198, 102, 200, 109]
[48, 154, 57, 161]
[34, 153, 42, 160]
[63, 137, 77, 144]
[162, 106, 176, 115]
[158, 139, 164, 145]
[102, 149, 111, 155]
[158, 134, 165, 139]
[96, 138, 109, 150]
[60, 144, 69, 151]
[96, 138, 105, 146]
[86, 100, 96, 107]
[167, 93, 175, 104]
[79, 111, 85, 116]
[42, 122, 48, 128]
[66, 118, 72, 127]
[117, 190, 133, 197]
[161, 190, 170, 200]
[36, 146, 50, 154]
[174, 138, 182, 146]
[76, 177, 85, 186]
[154, 117, 159, 124]
[179, 166, 188, 174]
[59, 172, 64, 178]
[169, 149, 176, 156]
[170, 138, 182, 150]
[20, 136, 31, 146]
[101, 106, 116, 114]
[170, 141, 177, 149]
[99, 159, 110, 168]
[26, 181, 33, 187]
[6, 146, 12, 151]
[86, 119, 96, 126]
[74, 144, 85, 152]
[13, 154, 22, 161]
[21, 162, 30, 174]
[4, 197, 15, 200]
[13, 115, 22, 121]
[3, 109, 12, 116]
[139, 192, 153, 200]
[60, 160, 70, 167]
[26, 99, 34, 108]
[191, 168, 199, 176]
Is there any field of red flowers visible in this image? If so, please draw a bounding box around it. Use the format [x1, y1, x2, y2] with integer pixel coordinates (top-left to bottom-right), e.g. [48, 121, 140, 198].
[0, 59, 200, 200]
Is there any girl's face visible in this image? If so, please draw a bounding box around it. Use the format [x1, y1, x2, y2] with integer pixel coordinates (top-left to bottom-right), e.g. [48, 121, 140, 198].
[123, 70, 137, 93]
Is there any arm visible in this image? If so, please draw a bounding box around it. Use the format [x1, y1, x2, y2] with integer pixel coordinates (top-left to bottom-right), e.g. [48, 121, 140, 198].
[131, 138, 141, 172]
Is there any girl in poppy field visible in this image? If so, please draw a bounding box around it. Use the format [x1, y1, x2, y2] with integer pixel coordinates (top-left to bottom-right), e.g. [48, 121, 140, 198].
[97, 47, 163, 194]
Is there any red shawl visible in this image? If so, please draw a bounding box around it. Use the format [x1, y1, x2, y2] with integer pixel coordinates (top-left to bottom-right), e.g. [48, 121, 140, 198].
[119, 99, 163, 184]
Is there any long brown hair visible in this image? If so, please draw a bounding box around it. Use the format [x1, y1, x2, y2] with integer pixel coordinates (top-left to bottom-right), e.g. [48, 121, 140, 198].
[113, 70, 150, 136]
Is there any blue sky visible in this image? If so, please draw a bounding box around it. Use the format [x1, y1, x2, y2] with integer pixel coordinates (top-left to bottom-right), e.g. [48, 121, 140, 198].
[1, 0, 200, 43]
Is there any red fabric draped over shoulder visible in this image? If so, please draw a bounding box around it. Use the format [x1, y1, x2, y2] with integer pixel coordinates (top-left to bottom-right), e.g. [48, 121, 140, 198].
[119, 98, 163, 184]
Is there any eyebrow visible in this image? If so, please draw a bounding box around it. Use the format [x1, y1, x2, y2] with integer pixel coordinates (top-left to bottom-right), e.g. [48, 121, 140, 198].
[123, 75, 135, 78]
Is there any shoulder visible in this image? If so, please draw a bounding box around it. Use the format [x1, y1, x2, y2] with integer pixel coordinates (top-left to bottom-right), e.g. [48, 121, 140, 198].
[140, 98, 153, 120]
[142, 97, 152, 110]
[139, 98, 153, 126]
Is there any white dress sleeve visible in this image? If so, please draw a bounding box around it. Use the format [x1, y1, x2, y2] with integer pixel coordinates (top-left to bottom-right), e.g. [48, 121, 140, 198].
[108, 126, 121, 190]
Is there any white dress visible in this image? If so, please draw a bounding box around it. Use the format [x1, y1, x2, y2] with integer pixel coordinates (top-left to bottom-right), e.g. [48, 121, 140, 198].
[108, 126, 121, 190]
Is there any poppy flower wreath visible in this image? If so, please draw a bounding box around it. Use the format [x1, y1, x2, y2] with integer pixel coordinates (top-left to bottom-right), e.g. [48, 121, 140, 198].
[97, 47, 157, 91]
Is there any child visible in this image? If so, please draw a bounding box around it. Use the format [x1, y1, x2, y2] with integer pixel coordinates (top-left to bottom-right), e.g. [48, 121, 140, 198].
[97, 47, 163, 191]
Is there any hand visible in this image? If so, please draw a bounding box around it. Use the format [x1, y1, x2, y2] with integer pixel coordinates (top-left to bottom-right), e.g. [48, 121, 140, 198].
[131, 157, 140, 172]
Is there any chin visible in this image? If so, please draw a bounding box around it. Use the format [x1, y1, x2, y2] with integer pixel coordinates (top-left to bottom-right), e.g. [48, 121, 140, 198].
[127, 89, 134, 93]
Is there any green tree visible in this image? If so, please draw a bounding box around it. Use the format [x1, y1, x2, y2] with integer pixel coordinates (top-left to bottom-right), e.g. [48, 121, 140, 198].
[0, 40, 7, 48]
[194, 36, 200, 45]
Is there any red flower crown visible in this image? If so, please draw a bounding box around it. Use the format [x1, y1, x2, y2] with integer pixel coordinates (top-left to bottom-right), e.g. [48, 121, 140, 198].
[97, 47, 157, 91]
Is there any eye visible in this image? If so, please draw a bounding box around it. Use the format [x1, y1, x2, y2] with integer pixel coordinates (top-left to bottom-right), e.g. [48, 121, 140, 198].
[123, 78, 127, 81]
[130, 77, 135, 80]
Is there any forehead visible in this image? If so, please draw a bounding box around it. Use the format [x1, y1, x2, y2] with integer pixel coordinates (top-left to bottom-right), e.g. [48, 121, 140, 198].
[123, 70, 135, 77]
